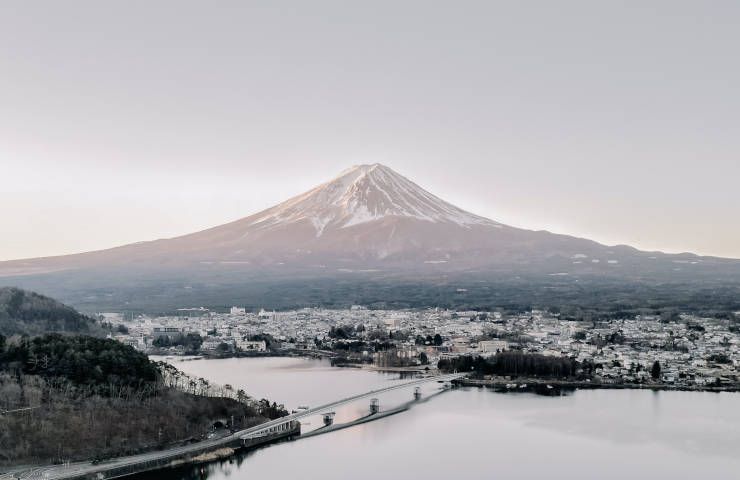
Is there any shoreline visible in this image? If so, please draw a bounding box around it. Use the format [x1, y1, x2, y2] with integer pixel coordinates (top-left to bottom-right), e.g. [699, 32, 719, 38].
[151, 353, 740, 393]
[456, 377, 740, 393]
[149, 350, 337, 361]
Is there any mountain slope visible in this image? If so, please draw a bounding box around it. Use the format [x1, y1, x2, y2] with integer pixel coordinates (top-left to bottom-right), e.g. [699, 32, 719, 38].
[0, 164, 739, 312]
[2, 163, 722, 273]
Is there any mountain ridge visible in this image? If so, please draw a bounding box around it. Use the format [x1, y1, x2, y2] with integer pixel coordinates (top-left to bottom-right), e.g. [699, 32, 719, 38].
[3, 163, 735, 277]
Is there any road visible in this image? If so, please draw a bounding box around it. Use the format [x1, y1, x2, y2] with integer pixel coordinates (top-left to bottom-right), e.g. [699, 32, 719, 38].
[241, 372, 464, 438]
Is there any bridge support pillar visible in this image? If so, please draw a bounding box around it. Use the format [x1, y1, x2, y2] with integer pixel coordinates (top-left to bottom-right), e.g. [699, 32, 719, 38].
[370, 398, 380, 414]
[323, 412, 335, 426]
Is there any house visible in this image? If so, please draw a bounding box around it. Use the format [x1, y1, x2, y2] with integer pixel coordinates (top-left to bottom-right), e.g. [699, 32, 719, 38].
[152, 326, 180, 338]
[237, 339, 267, 352]
[479, 340, 508, 354]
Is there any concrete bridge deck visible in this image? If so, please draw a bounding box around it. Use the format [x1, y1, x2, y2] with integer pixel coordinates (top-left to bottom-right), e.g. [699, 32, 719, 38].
[240, 372, 464, 439]
[299, 388, 449, 440]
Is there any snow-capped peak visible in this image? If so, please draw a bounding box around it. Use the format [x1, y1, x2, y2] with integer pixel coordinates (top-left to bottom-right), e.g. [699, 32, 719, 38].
[248, 163, 499, 236]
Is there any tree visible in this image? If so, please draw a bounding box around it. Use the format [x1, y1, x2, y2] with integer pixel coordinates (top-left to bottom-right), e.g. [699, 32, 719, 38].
[433, 334, 443, 346]
[237, 389, 247, 403]
[651, 361, 661, 380]
[438, 352, 578, 378]
[153, 333, 203, 352]
[258, 398, 288, 419]
[419, 352, 429, 365]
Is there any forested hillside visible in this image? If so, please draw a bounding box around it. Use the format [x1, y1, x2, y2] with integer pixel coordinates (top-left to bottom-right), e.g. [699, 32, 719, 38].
[0, 287, 101, 336]
[0, 334, 287, 466]
[0, 334, 159, 392]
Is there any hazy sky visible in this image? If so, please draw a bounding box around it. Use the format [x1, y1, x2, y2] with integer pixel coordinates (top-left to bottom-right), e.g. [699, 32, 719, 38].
[2, 1, 739, 261]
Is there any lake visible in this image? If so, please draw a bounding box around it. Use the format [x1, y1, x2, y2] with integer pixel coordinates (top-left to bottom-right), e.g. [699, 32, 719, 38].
[148, 356, 740, 479]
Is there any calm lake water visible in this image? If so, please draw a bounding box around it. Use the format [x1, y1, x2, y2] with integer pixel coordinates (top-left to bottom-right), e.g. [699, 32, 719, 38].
[150, 356, 740, 480]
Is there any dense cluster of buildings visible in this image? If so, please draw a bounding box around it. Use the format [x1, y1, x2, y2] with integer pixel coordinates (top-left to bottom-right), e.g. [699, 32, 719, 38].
[105, 306, 739, 387]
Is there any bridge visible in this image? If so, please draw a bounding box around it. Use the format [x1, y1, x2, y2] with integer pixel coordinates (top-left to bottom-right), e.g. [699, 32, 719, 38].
[239, 372, 465, 440]
[1, 373, 465, 480]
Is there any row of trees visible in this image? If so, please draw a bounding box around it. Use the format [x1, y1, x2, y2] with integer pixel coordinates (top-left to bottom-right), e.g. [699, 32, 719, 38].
[438, 351, 579, 378]
[438, 352, 668, 382]
[415, 334, 443, 346]
[152, 333, 204, 352]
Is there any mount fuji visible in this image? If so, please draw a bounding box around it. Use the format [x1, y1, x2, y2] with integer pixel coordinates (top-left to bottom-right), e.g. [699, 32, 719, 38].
[1, 164, 738, 310]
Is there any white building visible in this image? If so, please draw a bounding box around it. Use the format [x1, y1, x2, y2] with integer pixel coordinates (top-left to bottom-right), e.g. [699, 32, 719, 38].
[479, 340, 508, 354]
[237, 339, 267, 352]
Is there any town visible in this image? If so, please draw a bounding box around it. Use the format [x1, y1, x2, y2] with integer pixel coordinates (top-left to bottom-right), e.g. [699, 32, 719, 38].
[104, 306, 739, 389]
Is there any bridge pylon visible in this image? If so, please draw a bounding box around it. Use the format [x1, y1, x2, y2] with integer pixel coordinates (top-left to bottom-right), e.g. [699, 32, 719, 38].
[323, 412, 336, 426]
[369, 398, 380, 414]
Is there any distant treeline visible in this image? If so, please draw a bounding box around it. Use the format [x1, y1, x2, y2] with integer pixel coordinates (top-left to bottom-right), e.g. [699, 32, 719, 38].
[0, 287, 101, 336]
[438, 351, 579, 378]
[18, 271, 740, 318]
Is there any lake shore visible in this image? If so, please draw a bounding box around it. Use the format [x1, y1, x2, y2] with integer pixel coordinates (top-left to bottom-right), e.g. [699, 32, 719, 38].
[457, 377, 740, 393]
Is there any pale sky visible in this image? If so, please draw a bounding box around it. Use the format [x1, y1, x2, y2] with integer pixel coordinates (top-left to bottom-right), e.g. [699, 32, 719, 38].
[1, 1, 739, 261]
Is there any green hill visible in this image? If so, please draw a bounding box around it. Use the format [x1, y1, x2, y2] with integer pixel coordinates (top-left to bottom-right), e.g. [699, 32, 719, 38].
[0, 287, 101, 336]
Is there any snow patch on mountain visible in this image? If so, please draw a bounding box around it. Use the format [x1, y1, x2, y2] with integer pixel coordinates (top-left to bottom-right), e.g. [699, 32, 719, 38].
[247, 163, 500, 236]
